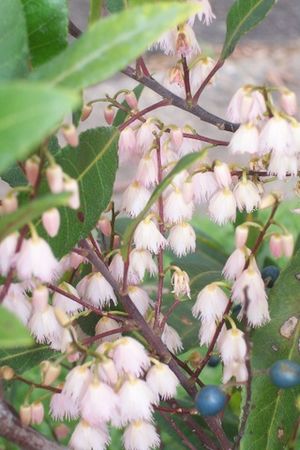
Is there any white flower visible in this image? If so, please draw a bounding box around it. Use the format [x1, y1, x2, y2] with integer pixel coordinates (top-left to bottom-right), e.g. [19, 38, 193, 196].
[122, 181, 151, 217]
[222, 247, 249, 281]
[129, 249, 157, 282]
[128, 285, 150, 317]
[190, 57, 216, 93]
[219, 328, 247, 364]
[268, 152, 298, 180]
[52, 282, 83, 314]
[146, 362, 179, 401]
[164, 189, 194, 224]
[136, 152, 158, 188]
[171, 269, 191, 298]
[259, 116, 294, 156]
[235, 225, 249, 248]
[229, 122, 259, 155]
[280, 90, 297, 116]
[213, 161, 232, 188]
[234, 179, 261, 213]
[112, 337, 150, 377]
[192, 283, 228, 322]
[133, 217, 167, 254]
[80, 379, 118, 425]
[208, 188, 237, 225]
[95, 317, 122, 343]
[123, 420, 160, 450]
[223, 361, 248, 384]
[97, 359, 119, 386]
[161, 323, 183, 354]
[198, 319, 217, 346]
[191, 0, 216, 26]
[226, 87, 266, 123]
[282, 233, 294, 258]
[192, 171, 218, 203]
[50, 392, 79, 421]
[136, 121, 157, 154]
[15, 236, 58, 282]
[119, 127, 136, 163]
[2, 283, 31, 325]
[76, 272, 117, 308]
[119, 378, 155, 424]
[0, 232, 18, 276]
[168, 222, 196, 257]
[70, 420, 110, 450]
[62, 365, 92, 404]
[170, 127, 183, 151]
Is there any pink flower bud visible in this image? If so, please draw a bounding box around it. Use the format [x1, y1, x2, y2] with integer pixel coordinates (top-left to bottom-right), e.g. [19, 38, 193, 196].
[62, 124, 79, 148]
[70, 251, 85, 268]
[42, 208, 60, 237]
[125, 91, 138, 110]
[40, 361, 61, 386]
[19, 405, 32, 427]
[97, 217, 112, 236]
[213, 161, 232, 188]
[282, 233, 294, 258]
[31, 402, 44, 425]
[170, 127, 183, 150]
[259, 194, 277, 210]
[235, 225, 249, 248]
[270, 234, 283, 258]
[25, 157, 40, 186]
[81, 104, 93, 121]
[113, 235, 120, 248]
[2, 193, 18, 214]
[46, 164, 64, 194]
[280, 90, 297, 116]
[54, 424, 70, 440]
[64, 178, 80, 209]
[104, 106, 115, 125]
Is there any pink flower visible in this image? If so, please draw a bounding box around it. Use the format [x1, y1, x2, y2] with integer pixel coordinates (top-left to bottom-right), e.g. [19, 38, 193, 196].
[97, 358, 119, 386]
[136, 152, 158, 188]
[213, 161, 232, 188]
[104, 106, 115, 125]
[234, 179, 261, 213]
[119, 378, 156, 424]
[46, 164, 64, 194]
[192, 171, 218, 203]
[226, 87, 266, 123]
[80, 379, 118, 425]
[123, 420, 160, 450]
[119, 127, 136, 163]
[229, 122, 259, 155]
[282, 233, 294, 258]
[235, 225, 249, 248]
[52, 282, 83, 314]
[64, 178, 80, 209]
[146, 362, 179, 401]
[280, 90, 297, 116]
[259, 116, 294, 156]
[62, 365, 92, 404]
[268, 152, 298, 179]
[95, 317, 122, 343]
[42, 208, 60, 237]
[164, 189, 194, 224]
[76, 272, 117, 308]
[50, 392, 80, 420]
[170, 127, 183, 150]
[31, 402, 44, 425]
[222, 247, 249, 281]
[125, 91, 138, 110]
[136, 121, 157, 154]
[269, 234, 283, 258]
[129, 249, 158, 282]
[121, 181, 151, 217]
[25, 158, 39, 186]
[0, 232, 18, 276]
[112, 337, 150, 377]
[2, 283, 31, 325]
[190, 56, 215, 93]
[70, 420, 110, 450]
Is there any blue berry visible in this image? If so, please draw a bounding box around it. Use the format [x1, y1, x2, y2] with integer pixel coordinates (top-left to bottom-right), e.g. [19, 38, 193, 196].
[270, 360, 300, 388]
[195, 385, 226, 416]
[208, 355, 220, 367]
[261, 265, 280, 288]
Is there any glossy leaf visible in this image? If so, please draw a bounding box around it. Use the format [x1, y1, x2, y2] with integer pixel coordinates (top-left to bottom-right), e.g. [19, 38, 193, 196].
[40, 127, 119, 258]
[0, 307, 33, 348]
[0, 193, 69, 241]
[221, 0, 276, 60]
[21, 0, 68, 67]
[122, 149, 207, 258]
[0, 346, 55, 372]
[0, 0, 29, 80]
[240, 250, 300, 450]
[31, 2, 199, 89]
[0, 83, 78, 174]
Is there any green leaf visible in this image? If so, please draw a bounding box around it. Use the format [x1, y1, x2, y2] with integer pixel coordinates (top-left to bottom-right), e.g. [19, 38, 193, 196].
[40, 127, 119, 258]
[31, 2, 199, 89]
[122, 149, 206, 258]
[0, 193, 69, 241]
[0, 307, 33, 348]
[240, 250, 300, 450]
[0, 0, 29, 80]
[221, 0, 276, 60]
[0, 346, 55, 372]
[106, 0, 126, 13]
[0, 82, 78, 174]
[21, 0, 68, 67]
[113, 84, 144, 127]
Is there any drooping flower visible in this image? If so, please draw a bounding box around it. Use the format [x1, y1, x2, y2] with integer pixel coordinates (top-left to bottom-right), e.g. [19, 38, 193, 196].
[208, 188, 237, 225]
[192, 283, 228, 322]
[112, 337, 150, 377]
[233, 179, 261, 213]
[219, 328, 247, 364]
[171, 269, 191, 298]
[52, 282, 83, 314]
[223, 361, 248, 384]
[123, 420, 160, 450]
[80, 379, 118, 425]
[168, 222, 196, 257]
[76, 272, 117, 308]
[161, 323, 183, 354]
[61, 364, 92, 404]
[192, 171, 218, 203]
[119, 378, 156, 424]
[213, 161, 232, 188]
[133, 216, 167, 254]
[0, 232, 18, 276]
[229, 122, 259, 155]
[70, 420, 110, 450]
[128, 285, 151, 317]
[146, 362, 179, 401]
[121, 181, 151, 217]
[95, 317, 122, 343]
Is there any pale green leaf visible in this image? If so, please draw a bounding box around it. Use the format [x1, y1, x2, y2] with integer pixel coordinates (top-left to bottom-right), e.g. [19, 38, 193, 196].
[0, 346, 54, 372]
[0, 307, 33, 348]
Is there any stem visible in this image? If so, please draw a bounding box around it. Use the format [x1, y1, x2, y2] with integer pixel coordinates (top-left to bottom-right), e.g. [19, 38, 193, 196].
[159, 412, 198, 450]
[154, 137, 165, 329]
[182, 56, 192, 103]
[183, 132, 229, 147]
[136, 56, 151, 77]
[160, 298, 181, 330]
[248, 202, 279, 260]
[119, 99, 170, 131]
[14, 376, 61, 394]
[82, 326, 127, 345]
[192, 59, 225, 104]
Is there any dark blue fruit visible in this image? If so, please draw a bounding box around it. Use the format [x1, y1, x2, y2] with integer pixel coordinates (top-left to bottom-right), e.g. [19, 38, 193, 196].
[261, 265, 280, 288]
[195, 385, 226, 416]
[208, 355, 220, 367]
[269, 360, 300, 388]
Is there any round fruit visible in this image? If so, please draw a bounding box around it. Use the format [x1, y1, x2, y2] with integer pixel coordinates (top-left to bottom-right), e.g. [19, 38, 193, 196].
[208, 355, 220, 367]
[195, 385, 226, 416]
[269, 360, 300, 388]
[261, 265, 280, 288]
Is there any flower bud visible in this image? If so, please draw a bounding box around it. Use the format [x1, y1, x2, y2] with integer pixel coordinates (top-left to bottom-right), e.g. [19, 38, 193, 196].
[0, 365, 15, 380]
[2, 193, 18, 214]
[259, 194, 277, 210]
[31, 402, 44, 425]
[25, 157, 40, 186]
[42, 208, 60, 237]
[113, 235, 120, 249]
[282, 233, 294, 258]
[46, 164, 64, 194]
[40, 361, 61, 386]
[81, 104, 93, 121]
[280, 90, 297, 116]
[104, 106, 115, 125]
[235, 225, 249, 248]
[19, 405, 32, 427]
[125, 91, 138, 110]
[270, 234, 283, 258]
[62, 124, 79, 148]
[54, 424, 70, 440]
[70, 251, 85, 268]
[170, 127, 183, 150]
[97, 217, 112, 236]
[64, 178, 80, 209]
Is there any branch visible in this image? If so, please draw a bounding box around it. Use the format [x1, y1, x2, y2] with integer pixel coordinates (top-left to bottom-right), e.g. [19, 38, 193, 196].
[0, 399, 65, 450]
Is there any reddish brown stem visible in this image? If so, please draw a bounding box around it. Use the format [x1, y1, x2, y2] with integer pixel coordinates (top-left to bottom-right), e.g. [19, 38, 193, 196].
[183, 132, 229, 147]
[14, 376, 61, 394]
[182, 56, 192, 102]
[119, 98, 170, 131]
[82, 326, 127, 345]
[160, 298, 181, 330]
